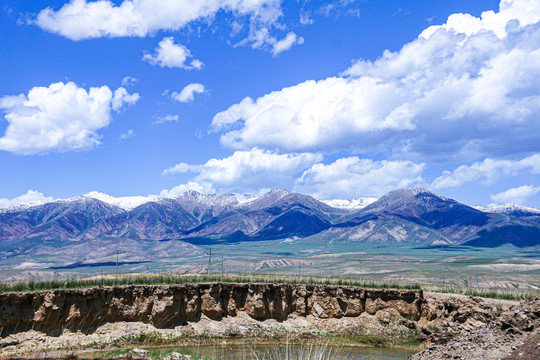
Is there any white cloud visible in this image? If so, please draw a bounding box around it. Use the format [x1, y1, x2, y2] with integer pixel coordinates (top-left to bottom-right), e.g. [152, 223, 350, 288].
[155, 114, 180, 124]
[212, 0, 540, 160]
[211, 76, 414, 151]
[35, 1, 307, 55]
[239, 29, 304, 55]
[491, 185, 540, 205]
[299, 12, 314, 25]
[418, 0, 540, 39]
[0, 82, 139, 155]
[160, 181, 214, 198]
[162, 162, 190, 175]
[172, 83, 205, 103]
[119, 129, 135, 140]
[35, 0, 285, 52]
[121, 76, 138, 87]
[294, 157, 425, 199]
[160, 150, 425, 199]
[143, 37, 203, 70]
[161, 148, 322, 195]
[272, 32, 304, 56]
[431, 154, 540, 189]
[112, 87, 140, 111]
[0, 190, 54, 209]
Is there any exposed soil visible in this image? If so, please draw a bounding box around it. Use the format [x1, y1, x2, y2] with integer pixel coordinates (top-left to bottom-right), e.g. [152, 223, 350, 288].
[409, 297, 540, 360]
[0, 283, 537, 359]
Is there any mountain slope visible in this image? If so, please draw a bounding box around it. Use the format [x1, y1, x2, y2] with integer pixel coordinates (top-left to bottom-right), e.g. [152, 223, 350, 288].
[333, 189, 539, 247]
[1, 189, 539, 253]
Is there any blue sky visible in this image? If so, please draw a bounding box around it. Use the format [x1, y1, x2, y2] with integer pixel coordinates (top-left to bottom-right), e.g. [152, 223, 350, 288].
[1, 0, 540, 207]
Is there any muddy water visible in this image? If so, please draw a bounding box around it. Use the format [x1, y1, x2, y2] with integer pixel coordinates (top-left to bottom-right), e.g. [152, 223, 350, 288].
[155, 343, 416, 359]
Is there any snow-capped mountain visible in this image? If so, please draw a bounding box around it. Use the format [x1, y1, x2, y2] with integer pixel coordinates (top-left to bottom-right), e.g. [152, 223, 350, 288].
[1, 188, 539, 263]
[473, 204, 540, 217]
[81, 191, 160, 211]
[321, 197, 378, 210]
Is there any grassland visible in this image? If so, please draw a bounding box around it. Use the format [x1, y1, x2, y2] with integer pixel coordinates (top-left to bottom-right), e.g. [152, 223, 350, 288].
[0, 272, 537, 300]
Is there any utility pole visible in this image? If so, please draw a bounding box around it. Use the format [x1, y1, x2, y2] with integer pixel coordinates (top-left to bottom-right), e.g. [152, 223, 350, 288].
[298, 263, 301, 277]
[221, 254, 224, 281]
[115, 250, 119, 281]
[207, 248, 215, 278]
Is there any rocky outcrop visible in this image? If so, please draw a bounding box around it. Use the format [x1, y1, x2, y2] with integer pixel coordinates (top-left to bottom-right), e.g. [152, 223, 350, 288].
[411, 297, 540, 360]
[0, 283, 423, 336]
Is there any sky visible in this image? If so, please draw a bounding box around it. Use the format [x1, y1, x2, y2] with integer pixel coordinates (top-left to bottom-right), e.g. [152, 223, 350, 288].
[1, 0, 540, 208]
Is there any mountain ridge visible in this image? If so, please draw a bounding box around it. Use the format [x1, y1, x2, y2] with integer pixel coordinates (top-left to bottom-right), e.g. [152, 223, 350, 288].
[1, 189, 539, 260]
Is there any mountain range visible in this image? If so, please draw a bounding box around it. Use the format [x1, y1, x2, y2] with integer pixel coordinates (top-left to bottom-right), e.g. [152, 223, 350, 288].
[1, 188, 540, 260]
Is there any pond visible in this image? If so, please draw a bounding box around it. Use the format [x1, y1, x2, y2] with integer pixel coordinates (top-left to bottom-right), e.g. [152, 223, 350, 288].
[128, 343, 417, 360]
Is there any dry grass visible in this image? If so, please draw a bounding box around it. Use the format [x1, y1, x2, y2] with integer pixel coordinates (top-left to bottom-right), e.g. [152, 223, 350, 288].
[0, 272, 537, 300]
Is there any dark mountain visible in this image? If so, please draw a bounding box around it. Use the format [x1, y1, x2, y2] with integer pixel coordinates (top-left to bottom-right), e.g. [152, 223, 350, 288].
[119, 199, 199, 239]
[0, 197, 126, 243]
[183, 189, 340, 242]
[331, 189, 540, 247]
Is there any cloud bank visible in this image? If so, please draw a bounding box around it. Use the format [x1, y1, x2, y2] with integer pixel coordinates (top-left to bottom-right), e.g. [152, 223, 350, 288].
[37, 0, 282, 38]
[212, 0, 540, 161]
[295, 157, 425, 199]
[35, 0, 299, 54]
[432, 154, 540, 189]
[161, 149, 425, 199]
[161, 148, 322, 196]
[491, 185, 540, 205]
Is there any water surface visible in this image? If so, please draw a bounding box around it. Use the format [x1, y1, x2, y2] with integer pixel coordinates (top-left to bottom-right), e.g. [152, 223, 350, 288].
[160, 343, 415, 360]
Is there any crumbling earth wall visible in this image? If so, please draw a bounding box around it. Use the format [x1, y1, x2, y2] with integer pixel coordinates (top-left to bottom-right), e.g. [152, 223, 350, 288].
[0, 283, 423, 336]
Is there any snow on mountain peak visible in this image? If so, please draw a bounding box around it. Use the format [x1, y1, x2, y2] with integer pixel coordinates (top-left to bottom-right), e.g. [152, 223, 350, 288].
[322, 197, 378, 210]
[176, 190, 258, 207]
[473, 204, 540, 215]
[82, 191, 159, 210]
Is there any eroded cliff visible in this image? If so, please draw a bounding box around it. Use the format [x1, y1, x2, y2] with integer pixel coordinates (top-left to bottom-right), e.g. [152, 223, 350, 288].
[0, 283, 423, 336]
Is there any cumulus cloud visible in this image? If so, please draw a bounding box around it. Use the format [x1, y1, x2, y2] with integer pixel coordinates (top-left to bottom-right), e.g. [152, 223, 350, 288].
[212, 76, 413, 151]
[0, 190, 54, 209]
[431, 154, 540, 189]
[160, 150, 426, 199]
[143, 37, 203, 70]
[155, 114, 180, 124]
[35, 0, 287, 53]
[491, 185, 540, 205]
[161, 148, 322, 195]
[294, 157, 425, 199]
[212, 0, 540, 160]
[0, 82, 139, 155]
[172, 83, 205, 103]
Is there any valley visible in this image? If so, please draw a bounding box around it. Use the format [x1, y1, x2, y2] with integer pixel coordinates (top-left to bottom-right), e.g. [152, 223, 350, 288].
[1, 188, 539, 292]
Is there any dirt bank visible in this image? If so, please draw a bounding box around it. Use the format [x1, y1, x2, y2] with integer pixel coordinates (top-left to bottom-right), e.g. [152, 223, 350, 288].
[0, 283, 537, 359]
[0, 283, 423, 336]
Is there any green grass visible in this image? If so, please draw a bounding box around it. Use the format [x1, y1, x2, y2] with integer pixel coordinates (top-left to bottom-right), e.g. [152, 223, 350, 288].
[0, 272, 537, 300]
